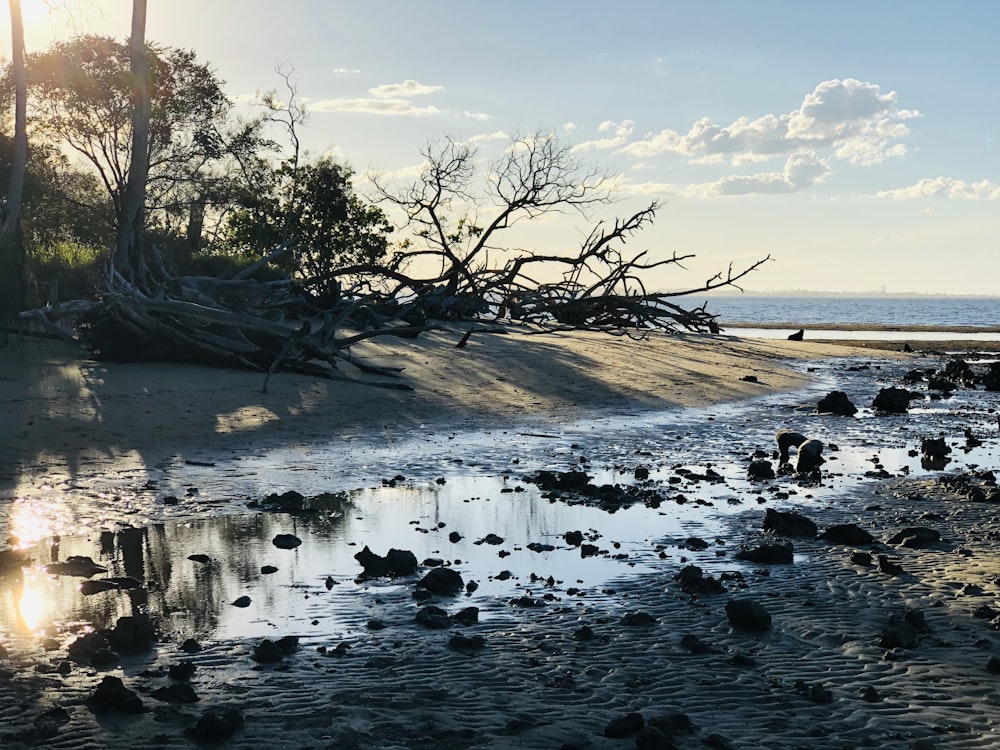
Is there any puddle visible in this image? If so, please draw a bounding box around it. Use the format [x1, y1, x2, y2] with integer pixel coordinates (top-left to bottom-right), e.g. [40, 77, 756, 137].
[3, 355, 1000, 648]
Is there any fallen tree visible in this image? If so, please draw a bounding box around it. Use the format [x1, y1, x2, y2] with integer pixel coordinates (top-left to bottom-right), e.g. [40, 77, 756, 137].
[13, 131, 769, 386]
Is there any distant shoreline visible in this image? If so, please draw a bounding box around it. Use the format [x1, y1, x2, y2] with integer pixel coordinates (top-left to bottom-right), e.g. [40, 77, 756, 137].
[690, 291, 1000, 299]
[722, 321, 1000, 333]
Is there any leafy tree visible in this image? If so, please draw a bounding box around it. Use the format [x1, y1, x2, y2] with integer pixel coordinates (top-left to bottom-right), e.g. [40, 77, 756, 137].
[223, 157, 391, 304]
[18, 33, 231, 246]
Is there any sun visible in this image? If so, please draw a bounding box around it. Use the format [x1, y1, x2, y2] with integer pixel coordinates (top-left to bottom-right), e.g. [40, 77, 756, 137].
[15, 0, 62, 28]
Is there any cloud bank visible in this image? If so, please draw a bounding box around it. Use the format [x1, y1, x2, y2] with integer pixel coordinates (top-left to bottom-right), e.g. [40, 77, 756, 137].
[623, 78, 918, 167]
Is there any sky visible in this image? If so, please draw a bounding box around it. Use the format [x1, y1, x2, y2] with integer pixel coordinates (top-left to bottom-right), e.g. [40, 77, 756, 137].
[5, 0, 999, 295]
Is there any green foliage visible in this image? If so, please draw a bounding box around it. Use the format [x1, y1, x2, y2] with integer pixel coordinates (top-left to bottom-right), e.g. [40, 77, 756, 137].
[16, 34, 232, 228]
[223, 157, 391, 302]
[23, 241, 104, 306]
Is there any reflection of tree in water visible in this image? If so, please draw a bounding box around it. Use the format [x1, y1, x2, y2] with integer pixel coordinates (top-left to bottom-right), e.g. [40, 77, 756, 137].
[133, 500, 353, 641]
[0, 495, 356, 641]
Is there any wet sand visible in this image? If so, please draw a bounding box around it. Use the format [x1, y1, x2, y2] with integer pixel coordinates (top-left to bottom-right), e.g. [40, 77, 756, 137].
[2, 331, 1000, 749]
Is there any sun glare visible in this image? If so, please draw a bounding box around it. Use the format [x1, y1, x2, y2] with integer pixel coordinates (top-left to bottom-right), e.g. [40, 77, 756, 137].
[18, 580, 47, 633]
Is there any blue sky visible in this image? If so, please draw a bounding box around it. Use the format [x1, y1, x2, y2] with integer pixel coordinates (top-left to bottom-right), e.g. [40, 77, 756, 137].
[9, 0, 999, 294]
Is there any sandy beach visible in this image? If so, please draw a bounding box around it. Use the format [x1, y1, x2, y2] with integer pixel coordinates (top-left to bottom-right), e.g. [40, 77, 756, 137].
[2, 329, 1000, 750]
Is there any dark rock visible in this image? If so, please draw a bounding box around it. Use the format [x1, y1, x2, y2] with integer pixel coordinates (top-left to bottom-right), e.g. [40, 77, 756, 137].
[740, 374, 759, 383]
[188, 554, 211, 564]
[89, 648, 119, 667]
[735, 541, 794, 564]
[85, 675, 146, 714]
[574, 625, 595, 640]
[675, 564, 724, 595]
[862, 685, 882, 702]
[272, 533, 302, 549]
[452, 606, 479, 626]
[168, 661, 196, 681]
[941, 357, 975, 383]
[275, 635, 299, 655]
[795, 439, 825, 473]
[726, 598, 772, 632]
[872, 387, 920, 413]
[636, 725, 676, 750]
[526, 469, 592, 491]
[185, 708, 244, 743]
[878, 555, 905, 576]
[886, 527, 941, 548]
[604, 711, 644, 738]
[684, 536, 709, 550]
[763, 508, 817, 538]
[634, 465, 650, 480]
[927, 377, 957, 392]
[580, 543, 600, 557]
[415, 605, 452, 629]
[881, 618, 918, 649]
[448, 633, 485, 651]
[448, 531, 462, 543]
[747, 460, 775, 480]
[680, 634, 718, 654]
[418, 567, 464, 596]
[819, 524, 875, 546]
[354, 546, 419, 578]
[256, 490, 306, 512]
[180, 638, 202, 654]
[983, 362, 1000, 391]
[252, 639, 285, 663]
[107, 616, 156, 654]
[921, 437, 951, 461]
[231, 596, 252, 608]
[648, 712, 696, 736]
[704, 733, 736, 750]
[151, 683, 199, 703]
[621, 611, 657, 627]
[564, 530, 584, 546]
[851, 552, 873, 566]
[817, 390, 858, 416]
[787, 328, 804, 341]
[260, 565, 278, 574]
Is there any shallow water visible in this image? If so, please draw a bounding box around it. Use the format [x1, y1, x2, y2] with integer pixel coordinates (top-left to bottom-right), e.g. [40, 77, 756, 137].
[3, 354, 1000, 648]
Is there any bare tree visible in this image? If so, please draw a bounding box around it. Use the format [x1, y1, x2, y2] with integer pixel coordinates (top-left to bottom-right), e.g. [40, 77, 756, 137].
[362, 130, 769, 332]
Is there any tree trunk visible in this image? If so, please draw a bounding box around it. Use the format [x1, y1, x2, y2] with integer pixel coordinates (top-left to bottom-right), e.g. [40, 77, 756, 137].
[2, 0, 28, 318]
[113, 0, 151, 288]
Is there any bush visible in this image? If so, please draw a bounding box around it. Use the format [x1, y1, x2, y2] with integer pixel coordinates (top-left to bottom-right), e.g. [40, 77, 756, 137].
[24, 241, 104, 306]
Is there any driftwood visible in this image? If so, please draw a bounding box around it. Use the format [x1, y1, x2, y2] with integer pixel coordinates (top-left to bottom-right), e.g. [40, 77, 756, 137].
[14, 199, 768, 386]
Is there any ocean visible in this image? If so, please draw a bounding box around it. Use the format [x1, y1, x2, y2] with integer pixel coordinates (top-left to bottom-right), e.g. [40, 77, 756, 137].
[698, 295, 1000, 340]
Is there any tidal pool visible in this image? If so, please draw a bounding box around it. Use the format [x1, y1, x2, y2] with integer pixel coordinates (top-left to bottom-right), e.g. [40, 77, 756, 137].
[3, 354, 999, 649]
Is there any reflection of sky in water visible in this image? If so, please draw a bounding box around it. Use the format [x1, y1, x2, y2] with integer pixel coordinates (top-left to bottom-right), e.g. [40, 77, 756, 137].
[3, 356, 1000, 645]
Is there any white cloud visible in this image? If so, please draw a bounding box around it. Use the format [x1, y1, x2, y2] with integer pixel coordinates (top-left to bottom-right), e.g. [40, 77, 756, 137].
[623, 79, 917, 167]
[369, 80, 443, 98]
[877, 177, 1000, 200]
[684, 153, 831, 197]
[332, 67, 361, 75]
[311, 98, 439, 116]
[469, 130, 510, 143]
[465, 111, 492, 121]
[572, 119, 635, 152]
[563, 122, 577, 133]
